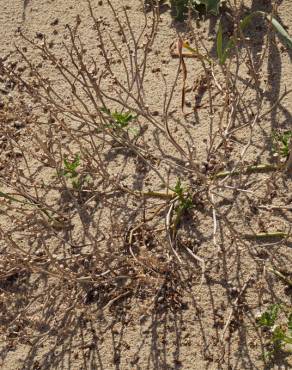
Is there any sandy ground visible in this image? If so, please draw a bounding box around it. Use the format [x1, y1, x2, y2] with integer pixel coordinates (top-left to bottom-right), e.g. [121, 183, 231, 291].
[0, 0, 292, 369]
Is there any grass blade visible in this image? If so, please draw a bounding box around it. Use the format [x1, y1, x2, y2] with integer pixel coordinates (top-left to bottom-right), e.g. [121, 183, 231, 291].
[217, 22, 223, 63]
[219, 11, 292, 64]
[268, 14, 292, 49]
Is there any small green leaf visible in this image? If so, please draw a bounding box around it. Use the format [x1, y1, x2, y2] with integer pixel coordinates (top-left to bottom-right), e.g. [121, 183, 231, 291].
[101, 108, 137, 129]
[272, 130, 292, 158]
[63, 154, 80, 179]
[111, 111, 137, 128]
[273, 326, 285, 341]
[258, 304, 280, 327]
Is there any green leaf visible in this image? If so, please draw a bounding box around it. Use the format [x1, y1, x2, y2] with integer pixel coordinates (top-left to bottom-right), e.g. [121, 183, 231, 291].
[220, 40, 233, 64]
[181, 197, 193, 211]
[111, 111, 136, 128]
[219, 11, 292, 64]
[244, 12, 292, 50]
[273, 326, 285, 341]
[201, 0, 221, 15]
[174, 179, 183, 197]
[258, 304, 280, 327]
[63, 154, 80, 176]
[239, 12, 260, 31]
[283, 334, 292, 344]
[219, 12, 259, 64]
[272, 130, 292, 158]
[217, 22, 223, 62]
[288, 313, 292, 336]
[102, 108, 137, 129]
[240, 11, 292, 50]
[267, 14, 292, 50]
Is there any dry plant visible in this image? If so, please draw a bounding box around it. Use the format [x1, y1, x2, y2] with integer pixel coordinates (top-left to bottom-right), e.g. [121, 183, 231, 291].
[0, 0, 291, 365]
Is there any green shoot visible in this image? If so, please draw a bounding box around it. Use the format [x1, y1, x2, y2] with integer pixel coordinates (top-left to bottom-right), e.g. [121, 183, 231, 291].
[257, 304, 292, 360]
[61, 154, 81, 189]
[217, 22, 223, 62]
[172, 179, 193, 230]
[101, 107, 137, 130]
[174, 178, 184, 198]
[272, 130, 292, 159]
[258, 304, 280, 328]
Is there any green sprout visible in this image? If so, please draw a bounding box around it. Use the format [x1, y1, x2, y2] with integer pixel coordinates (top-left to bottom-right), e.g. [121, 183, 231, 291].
[172, 179, 193, 230]
[272, 130, 292, 159]
[101, 107, 137, 130]
[258, 304, 280, 328]
[257, 304, 292, 360]
[61, 154, 81, 189]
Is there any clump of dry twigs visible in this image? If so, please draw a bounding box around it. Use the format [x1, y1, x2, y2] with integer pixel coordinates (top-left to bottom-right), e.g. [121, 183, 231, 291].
[0, 0, 291, 365]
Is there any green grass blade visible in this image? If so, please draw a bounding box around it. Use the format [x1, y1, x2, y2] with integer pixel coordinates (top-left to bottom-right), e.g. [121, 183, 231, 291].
[283, 335, 292, 344]
[249, 11, 292, 49]
[217, 22, 223, 63]
[239, 12, 260, 31]
[220, 11, 292, 64]
[0, 190, 28, 204]
[268, 15, 292, 49]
